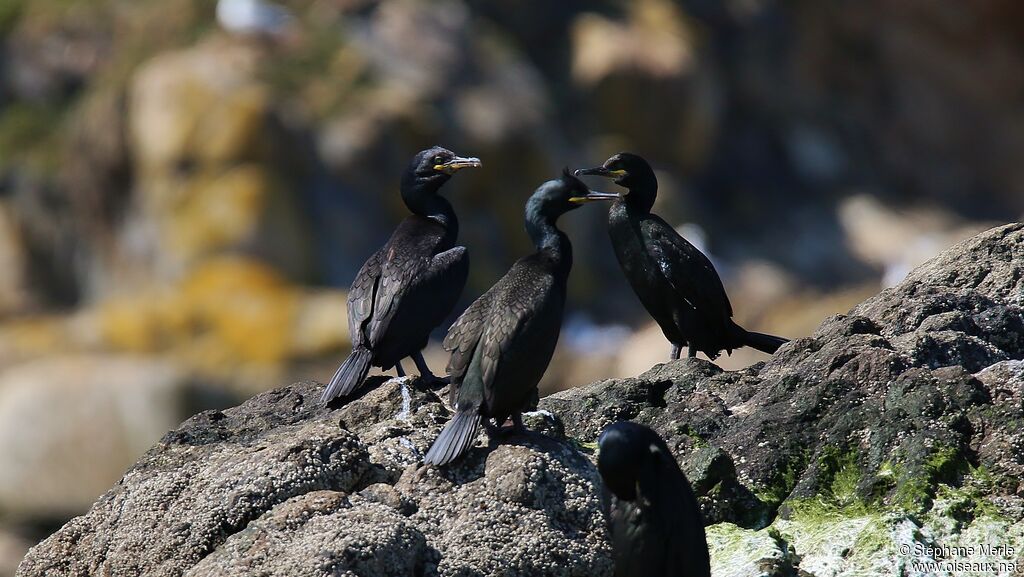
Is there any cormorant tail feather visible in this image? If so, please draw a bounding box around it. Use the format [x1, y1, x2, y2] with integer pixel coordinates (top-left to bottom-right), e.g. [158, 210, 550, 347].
[322, 347, 372, 403]
[742, 330, 788, 355]
[424, 410, 481, 466]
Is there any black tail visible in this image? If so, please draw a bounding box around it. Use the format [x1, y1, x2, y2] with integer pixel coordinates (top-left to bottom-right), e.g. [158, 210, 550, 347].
[322, 347, 372, 403]
[424, 410, 481, 466]
[740, 329, 788, 355]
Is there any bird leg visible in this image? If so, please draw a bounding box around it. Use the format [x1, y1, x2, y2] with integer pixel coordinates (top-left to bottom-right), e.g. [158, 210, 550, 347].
[510, 412, 528, 435]
[687, 343, 697, 358]
[394, 361, 406, 377]
[482, 419, 501, 438]
[670, 343, 681, 360]
[483, 416, 528, 437]
[412, 351, 450, 388]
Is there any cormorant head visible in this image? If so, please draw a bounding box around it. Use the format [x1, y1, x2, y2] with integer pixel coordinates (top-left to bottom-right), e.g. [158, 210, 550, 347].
[574, 152, 657, 210]
[526, 169, 617, 220]
[402, 146, 482, 195]
[597, 421, 671, 502]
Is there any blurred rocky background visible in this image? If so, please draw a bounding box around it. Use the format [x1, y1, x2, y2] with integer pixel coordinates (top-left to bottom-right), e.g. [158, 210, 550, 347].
[0, 0, 1021, 571]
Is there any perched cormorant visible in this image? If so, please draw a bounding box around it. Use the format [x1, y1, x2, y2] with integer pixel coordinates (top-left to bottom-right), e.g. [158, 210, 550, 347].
[424, 171, 601, 466]
[322, 147, 481, 403]
[575, 153, 787, 360]
[598, 421, 711, 577]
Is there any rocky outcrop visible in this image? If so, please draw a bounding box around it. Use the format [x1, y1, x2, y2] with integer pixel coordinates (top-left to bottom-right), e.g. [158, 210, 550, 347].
[545, 224, 1024, 575]
[17, 377, 610, 577]
[18, 224, 1024, 576]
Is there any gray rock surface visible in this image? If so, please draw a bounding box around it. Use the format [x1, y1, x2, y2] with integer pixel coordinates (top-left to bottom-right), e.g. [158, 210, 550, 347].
[543, 224, 1024, 576]
[545, 224, 1024, 517]
[18, 223, 1024, 577]
[19, 376, 611, 577]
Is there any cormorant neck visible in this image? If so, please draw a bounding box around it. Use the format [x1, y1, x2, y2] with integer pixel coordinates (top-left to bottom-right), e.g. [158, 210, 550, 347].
[623, 175, 657, 214]
[401, 177, 458, 237]
[526, 213, 572, 273]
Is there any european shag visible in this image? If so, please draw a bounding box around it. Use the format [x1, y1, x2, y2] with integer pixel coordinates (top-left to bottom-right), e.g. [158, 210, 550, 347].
[322, 147, 481, 403]
[423, 171, 603, 466]
[598, 421, 711, 577]
[575, 153, 787, 360]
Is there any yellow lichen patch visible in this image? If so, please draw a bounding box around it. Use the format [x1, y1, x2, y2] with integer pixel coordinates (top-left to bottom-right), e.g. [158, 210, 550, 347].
[129, 39, 261, 171]
[0, 316, 69, 360]
[97, 292, 176, 353]
[179, 256, 297, 364]
[194, 85, 270, 164]
[165, 165, 270, 263]
[93, 256, 349, 367]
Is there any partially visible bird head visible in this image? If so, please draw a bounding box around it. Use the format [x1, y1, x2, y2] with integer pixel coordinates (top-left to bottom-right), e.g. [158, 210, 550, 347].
[574, 152, 657, 200]
[527, 169, 613, 220]
[597, 421, 670, 502]
[404, 146, 482, 193]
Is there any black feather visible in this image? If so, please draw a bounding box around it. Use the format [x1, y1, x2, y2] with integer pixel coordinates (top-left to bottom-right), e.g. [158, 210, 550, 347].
[425, 174, 581, 465]
[322, 148, 472, 403]
[322, 347, 372, 402]
[599, 152, 787, 360]
[424, 411, 481, 466]
[599, 421, 710, 577]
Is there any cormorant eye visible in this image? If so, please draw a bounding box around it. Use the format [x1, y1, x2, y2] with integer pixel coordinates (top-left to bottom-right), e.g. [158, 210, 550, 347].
[433, 155, 444, 165]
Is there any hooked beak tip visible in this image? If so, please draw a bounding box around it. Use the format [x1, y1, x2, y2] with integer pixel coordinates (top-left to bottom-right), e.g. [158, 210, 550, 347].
[575, 167, 626, 180]
[569, 191, 620, 204]
[436, 156, 482, 173]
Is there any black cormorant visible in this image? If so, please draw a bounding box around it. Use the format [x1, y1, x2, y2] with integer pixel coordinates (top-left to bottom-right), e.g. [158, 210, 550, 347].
[575, 153, 787, 360]
[598, 421, 711, 577]
[423, 171, 604, 465]
[322, 146, 481, 403]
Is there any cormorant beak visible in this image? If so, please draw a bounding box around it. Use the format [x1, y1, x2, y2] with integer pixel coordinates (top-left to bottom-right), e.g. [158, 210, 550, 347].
[569, 191, 620, 204]
[574, 166, 627, 179]
[435, 156, 482, 174]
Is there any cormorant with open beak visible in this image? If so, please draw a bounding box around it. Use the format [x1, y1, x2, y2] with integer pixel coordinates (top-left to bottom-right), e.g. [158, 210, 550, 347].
[575, 153, 787, 360]
[322, 147, 481, 403]
[424, 170, 610, 465]
[598, 421, 711, 577]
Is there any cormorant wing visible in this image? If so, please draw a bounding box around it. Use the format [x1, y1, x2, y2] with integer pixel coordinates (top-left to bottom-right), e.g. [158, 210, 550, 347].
[640, 216, 734, 319]
[476, 264, 555, 406]
[637, 445, 711, 577]
[369, 244, 469, 350]
[610, 500, 654, 577]
[443, 284, 498, 406]
[346, 249, 385, 348]
[364, 238, 462, 347]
